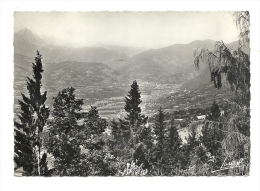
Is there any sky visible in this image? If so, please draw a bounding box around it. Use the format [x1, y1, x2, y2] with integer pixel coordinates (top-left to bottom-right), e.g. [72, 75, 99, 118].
[14, 11, 239, 49]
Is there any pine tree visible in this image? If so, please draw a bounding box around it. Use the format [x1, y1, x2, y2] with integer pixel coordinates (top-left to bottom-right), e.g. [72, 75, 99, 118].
[124, 80, 146, 132]
[123, 80, 148, 161]
[45, 87, 83, 176]
[153, 106, 167, 164]
[14, 50, 50, 176]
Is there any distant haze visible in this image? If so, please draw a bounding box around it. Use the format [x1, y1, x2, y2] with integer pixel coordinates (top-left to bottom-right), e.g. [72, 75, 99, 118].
[14, 11, 239, 49]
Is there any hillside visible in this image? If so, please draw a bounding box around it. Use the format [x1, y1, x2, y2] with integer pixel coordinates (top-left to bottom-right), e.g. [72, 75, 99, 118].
[13, 53, 126, 113]
[94, 42, 147, 57]
[150, 39, 243, 114]
[106, 40, 216, 83]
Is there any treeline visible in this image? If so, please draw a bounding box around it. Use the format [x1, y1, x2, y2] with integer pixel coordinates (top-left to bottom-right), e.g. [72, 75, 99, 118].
[14, 49, 250, 176]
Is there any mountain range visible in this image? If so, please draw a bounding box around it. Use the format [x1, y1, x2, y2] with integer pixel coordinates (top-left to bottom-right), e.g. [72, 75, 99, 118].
[14, 28, 215, 88]
[107, 39, 216, 83]
[13, 28, 241, 115]
[14, 28, 128, 63]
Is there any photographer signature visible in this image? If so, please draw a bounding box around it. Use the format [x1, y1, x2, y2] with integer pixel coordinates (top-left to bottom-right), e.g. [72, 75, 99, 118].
[211, 157, 244, 173]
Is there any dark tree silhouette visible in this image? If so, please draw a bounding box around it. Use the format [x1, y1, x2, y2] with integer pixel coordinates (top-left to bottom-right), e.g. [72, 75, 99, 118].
[45, 87, 83, 176]
[124, 80, 147, 132]
[153, 107, 167, 164]
[14, 50, 50, 176]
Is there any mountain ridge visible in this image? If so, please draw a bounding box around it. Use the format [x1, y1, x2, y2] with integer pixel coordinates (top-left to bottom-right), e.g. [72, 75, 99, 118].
[14, 28, 128, 63]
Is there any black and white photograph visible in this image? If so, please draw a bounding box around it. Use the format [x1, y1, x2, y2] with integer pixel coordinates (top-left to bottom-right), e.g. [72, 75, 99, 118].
[12, 11, 252, 177]
[0, 1, 260, 190]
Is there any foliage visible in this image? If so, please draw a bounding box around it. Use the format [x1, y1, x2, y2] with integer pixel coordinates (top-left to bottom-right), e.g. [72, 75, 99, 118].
[207, 101, 221, 121]
[124, 80, 147, 131]
[191, 11, 250, 176]
[234, 11, 250, 47]
[152, 107, 167, 164]
[14, 50, 51, 176]
[177, 145, 215, 176]
[193, 11, 250, 108]
[133, 124, 154, 169]
[200, 121, 224, 169]
[194, 41, 250, 95]
[81, 106, 107, 151]
[118, 161, 148, 176]
[165, 118, 182, 167]
[45, 87, 84, 176]
[111, 80, 150, 166]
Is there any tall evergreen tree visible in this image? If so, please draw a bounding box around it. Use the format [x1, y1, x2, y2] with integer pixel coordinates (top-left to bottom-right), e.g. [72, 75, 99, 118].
[14, 50, 50, 176]
[124, 80, 146, 132]
[45, 87, 83, 176]
[153, 107, 167, 164]
[123, 79, 148, 161]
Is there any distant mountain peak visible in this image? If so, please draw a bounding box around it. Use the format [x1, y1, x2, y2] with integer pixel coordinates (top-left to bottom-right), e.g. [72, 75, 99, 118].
[16, 28, 33, 35]
[15, 28, 43, 43]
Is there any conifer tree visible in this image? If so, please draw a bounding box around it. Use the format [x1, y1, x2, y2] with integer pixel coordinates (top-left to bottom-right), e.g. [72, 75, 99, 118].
[124, 80, 146, 132]
[124, 80, 148, 160]
[45, 87, 83, 176]
[14, 50, 50, 176]
[153, 107, 167, 164]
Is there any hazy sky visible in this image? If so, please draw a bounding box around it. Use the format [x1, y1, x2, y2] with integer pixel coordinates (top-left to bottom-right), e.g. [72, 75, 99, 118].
[14, 11, 239, 48]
